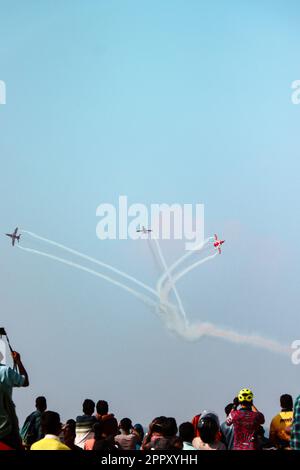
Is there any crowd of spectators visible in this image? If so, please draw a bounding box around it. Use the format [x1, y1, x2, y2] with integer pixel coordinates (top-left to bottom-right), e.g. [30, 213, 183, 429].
[1, 350, 299, 451]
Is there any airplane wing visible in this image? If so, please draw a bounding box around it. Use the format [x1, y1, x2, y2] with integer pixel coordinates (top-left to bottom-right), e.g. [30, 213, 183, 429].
[214, 234, 218, 240]
[13, 227, 18, 235]
[5, 234, 12, 237]
[12, 238, 15, 246]
[218, 247, 221, 254]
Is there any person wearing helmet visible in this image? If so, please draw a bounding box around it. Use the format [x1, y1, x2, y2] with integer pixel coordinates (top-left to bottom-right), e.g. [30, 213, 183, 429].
[226, 388, 265, 450]
[192, 412, 226, 450]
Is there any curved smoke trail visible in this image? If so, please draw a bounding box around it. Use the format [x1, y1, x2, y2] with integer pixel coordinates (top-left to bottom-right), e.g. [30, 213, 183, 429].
[22, 231, 157, 298]
[153, 238, 188, 323]
[158, 249, 289, 356]
[161, 252, 219, 300]
[20, 231, 289, 356]
[156, 238, 211, 295]
[18, 246, 158, 310]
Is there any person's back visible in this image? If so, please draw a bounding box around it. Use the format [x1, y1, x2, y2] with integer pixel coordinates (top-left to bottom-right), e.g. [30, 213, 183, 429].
[31, 437, 70, 450]
[220, 403, 235, 450]
[62, 419, 83, 451]
[193, 412, 226, 451]
[227, 388, 265, 451]
[269, 394, 293, 449]
[291, 395, 300, 450]
[0, 351, 29, 449]
[20, 396, 47, 448]
[114, 418, 137, 450]
[179, 422, 197, 450]
[115, 432, 137, 450]
[30, 411, 70, 450]
[75, 399, 96, 449]
[96, 400, 118, 438]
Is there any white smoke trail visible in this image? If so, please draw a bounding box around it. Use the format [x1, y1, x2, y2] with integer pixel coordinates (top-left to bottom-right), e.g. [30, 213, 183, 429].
[173, 321, 290, 356]
[156, 238, 211, 295]
[152, 238, 188, 323]
[147, 238, 164, 272]
[162, 252, 219, 300]
[159, 251, 289, 356]
[20, 231, 289, 356]
[21, 230, 157, 298]
[18, 246, 158, 310]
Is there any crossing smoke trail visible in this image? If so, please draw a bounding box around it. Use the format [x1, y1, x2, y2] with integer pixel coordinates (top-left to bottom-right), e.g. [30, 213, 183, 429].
[162, 252, 219, 300]
[156, 238, 211, 295]
[152, 238, 188, 323]
[20, 231, 289, 355]
[22, 231, 157, 298]
[18, 246, 158, 310]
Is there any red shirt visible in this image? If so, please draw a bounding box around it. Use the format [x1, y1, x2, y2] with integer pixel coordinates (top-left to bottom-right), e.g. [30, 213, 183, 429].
[226, 409, 265, 450]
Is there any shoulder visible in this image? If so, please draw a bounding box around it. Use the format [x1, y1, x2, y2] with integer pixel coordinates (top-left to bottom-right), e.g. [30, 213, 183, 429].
[58, 442, 71, 450]
[270, 414, 280, 425]
[30, 439, 44, 450]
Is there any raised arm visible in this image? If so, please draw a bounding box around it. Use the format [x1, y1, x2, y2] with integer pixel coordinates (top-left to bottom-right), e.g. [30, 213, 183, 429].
[12, 351, 29, 387]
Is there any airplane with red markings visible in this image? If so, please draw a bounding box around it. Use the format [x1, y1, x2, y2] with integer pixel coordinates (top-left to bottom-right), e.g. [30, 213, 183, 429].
[5, 227, 21, 246]
[213, 234, 225, 254]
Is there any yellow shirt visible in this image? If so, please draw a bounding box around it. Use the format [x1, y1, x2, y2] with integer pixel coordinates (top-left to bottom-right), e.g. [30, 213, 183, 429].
[30, 435, 71, 450]
[269, 411, 293, 447]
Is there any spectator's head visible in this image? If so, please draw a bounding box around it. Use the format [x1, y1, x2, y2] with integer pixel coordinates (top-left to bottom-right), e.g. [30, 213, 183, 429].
[133, 424, 144, 444]
[82, 399, 95, 416]
[198, 413, 220, 444]
[225, 403, 234, 416]
[233, 396, 239, 408]
[63, 419, 76, 446]
[165, 417, 178, 437]
[96, 400, 109, 416]
[41, 411, 62, 436]
[280, 394, 293, 411]
[119, 418, 132, 433]
[150, 416, 168, 437]
[179, 422, 194, 443]
[238, 388, 254, 407]
[36, 396, 47, 413]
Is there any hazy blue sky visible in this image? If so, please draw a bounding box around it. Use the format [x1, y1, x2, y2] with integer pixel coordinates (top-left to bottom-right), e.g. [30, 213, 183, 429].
[1, 0, 300, 428]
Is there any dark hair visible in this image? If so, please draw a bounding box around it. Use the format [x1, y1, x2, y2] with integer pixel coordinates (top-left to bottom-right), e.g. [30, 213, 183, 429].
[280, 394, 293, 411]
[64, 419, 76, 438]
[179, 422, 194, 443]
[225, 403, 234, 416]
[150, 416, 168, 436]
[36, 396, 47, 412]
[134, 423, 144, 443]
[198, 417, 219, 444]
[41, 411, 61, 435]
[120, 418, 132, 432]
[165, 417, 178, 437]
[96, 400, 108, 415]
[83, 399, 95, 415]
[66, 419, 76, 432]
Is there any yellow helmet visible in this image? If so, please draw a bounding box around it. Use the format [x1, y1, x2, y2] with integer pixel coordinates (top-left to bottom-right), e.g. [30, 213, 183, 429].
[238, 388, 254, 403]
